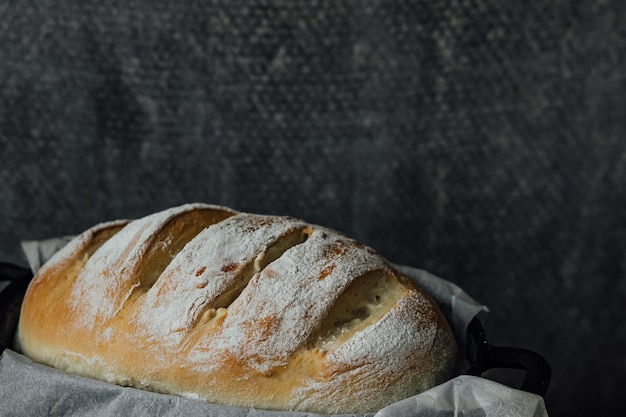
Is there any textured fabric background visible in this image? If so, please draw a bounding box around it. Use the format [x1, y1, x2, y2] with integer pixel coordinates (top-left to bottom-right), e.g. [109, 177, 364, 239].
[1, 1, 624, 416]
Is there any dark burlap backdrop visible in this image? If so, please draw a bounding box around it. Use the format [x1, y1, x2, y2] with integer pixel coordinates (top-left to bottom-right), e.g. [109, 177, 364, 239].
[1, 1, 624, 416]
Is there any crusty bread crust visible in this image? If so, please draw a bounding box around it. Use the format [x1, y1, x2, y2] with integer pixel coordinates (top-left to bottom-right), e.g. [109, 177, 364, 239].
[17, 203, 457, 414]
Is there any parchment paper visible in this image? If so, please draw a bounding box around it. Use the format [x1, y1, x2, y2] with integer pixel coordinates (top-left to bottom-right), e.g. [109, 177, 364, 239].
[0, 237, 548, 417]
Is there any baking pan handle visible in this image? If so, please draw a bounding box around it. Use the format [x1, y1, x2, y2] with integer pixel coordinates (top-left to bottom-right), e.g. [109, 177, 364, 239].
[0, 262, 33, 283]
[0, 262, 33, 352]
[465, 317, 551, 397]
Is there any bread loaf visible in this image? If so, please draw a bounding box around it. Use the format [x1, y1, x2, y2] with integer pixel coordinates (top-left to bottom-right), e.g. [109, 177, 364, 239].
[16, 203, 457, 414]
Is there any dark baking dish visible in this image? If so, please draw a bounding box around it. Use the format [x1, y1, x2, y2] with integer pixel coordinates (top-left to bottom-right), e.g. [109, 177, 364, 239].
[0, 261, 551, 398]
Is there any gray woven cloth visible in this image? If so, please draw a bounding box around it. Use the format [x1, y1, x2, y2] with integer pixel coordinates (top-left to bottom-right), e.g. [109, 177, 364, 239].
[1, 1, 625, 416]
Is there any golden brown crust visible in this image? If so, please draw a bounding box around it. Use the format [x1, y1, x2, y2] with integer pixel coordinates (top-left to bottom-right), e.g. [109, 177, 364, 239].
[17, 203, 457, 414]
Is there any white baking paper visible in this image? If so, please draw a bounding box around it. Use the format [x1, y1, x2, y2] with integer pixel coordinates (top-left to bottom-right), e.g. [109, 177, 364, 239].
[0, 237, 549, 417]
